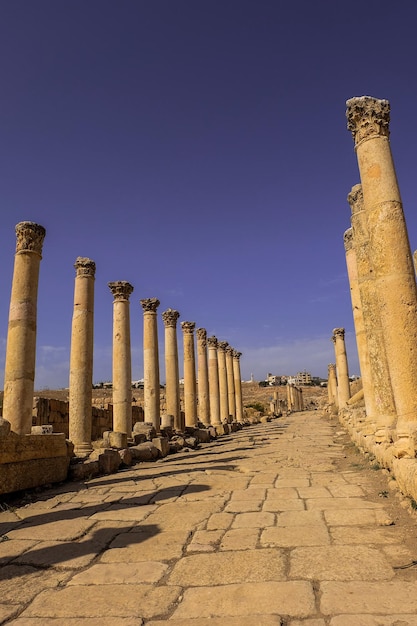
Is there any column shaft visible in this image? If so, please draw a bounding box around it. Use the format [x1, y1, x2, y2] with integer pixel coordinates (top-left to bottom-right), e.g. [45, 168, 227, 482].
[162, 309, 181, 431]
[181, 321, 197, 427]
[196, 328, 210, 426]
[225, 346, 236, 420]
[332, 328, 351, 407]
[141, 298, 161, 432]
[233, 350, 244, 422]
[208, 336, 221, 425]
[69, 257, 96, 456]
[3, 222, 46, 434]
[217, 341, 229, 421]
[109, 281, 133, 435]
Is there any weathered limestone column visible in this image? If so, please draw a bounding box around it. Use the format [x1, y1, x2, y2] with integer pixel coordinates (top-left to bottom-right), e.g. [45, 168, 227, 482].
[108, 281, 133, 435]
[286, 384, 292, 412]
[225, 346, 236, 420]
[181, 321, 197, 427]
[196, 328, 210, 426]
[328, 364, 338, 410]
[162, 309, 181, 431]
[332, 328, 351, 407]
[348, 185, 396, 440]
[347, 96, 417, 456]
[141, 298, 161, 432]
[3, 222, 46, 434]
[233, 350, 244, 423]
[207, 336, 221, 426]
[217, 341, 229, 421]
[69, 257, 96, 456]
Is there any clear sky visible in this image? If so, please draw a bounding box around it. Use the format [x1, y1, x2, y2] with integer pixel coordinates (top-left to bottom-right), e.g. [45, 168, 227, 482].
[1, 0, 417, 389]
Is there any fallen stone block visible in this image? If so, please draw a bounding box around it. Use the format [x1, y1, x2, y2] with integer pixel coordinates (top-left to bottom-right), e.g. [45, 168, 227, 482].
[152, 436, 170, 457]
[108, 431, 128, 449]
[184, 436, 199, 449]
[132, 422, 157, 441]
[0, 418, 11, 437]
[132, 432, 147, 445]
[90, 448, 122, 474]
[118, 447, 133, 466]
[130, 442, 160, 461]
[192, 428, 211, 443]
[69, 459, 100, 481]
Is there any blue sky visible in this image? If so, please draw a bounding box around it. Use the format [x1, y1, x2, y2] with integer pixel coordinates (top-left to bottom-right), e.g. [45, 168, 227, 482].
[1, 0, 417, 388]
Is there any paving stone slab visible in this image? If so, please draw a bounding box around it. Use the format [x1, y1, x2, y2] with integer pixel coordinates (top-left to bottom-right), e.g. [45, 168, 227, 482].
[147, 618, 283, 625]
[100, 529, 190, 562]
[232, 511, 275, 528]
[225, 499, 263, 512]
[262, 525, 330, 547]
[187, 529, 224, 552]
[291, 545, 394, 581]
[168, 548, 285, 585]
[6, 517, 96, 542]
[263, 498, 305, 512]
[330, 617, 417, 626]
[11, 618, 143, 625]
[327, 484, 365, 497]
[320, 581, 417, 614]
[275, 478, 310, 487]
[0, 565, 70, 604]
[306, 498, 384, 510]
[137, 499, 225, 530]
[290, 620, 326, 626]
[20, 584, 181, 619]
[276, 510, 324, 526]
[88, 503, 156, 521]
[330, 525, 400, 545]
[0, 539, 38, 565]
[229, 488, 267, 500]
[324, 509, 391, 526]
[0, 604, 21, 623]
[220, 528, 259, 550]
[171, 581, 315, 619]
[206, 512, 234, 530]
[267, 487, 300, 499]
[67, 561, 168, 584]
[297, 486, 332, 498]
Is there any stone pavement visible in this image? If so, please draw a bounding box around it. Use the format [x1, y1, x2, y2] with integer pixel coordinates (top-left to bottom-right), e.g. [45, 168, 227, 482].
[1, 410, 417, 625]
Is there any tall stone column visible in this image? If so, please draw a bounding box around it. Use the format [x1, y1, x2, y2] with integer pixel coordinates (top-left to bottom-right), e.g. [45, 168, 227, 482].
[286, 384, 292, 412]
[3, 222, 46, 434]
[233, 350, 244, 422]
[196, 328, 210, 426]
[328, 364, 338, 409]
[332, 328, 351, 407]
[207, 335, 221, 426]
[141, 298, 161, 432]
[108, 281, 133, 435]
[217, 341, 229, 421]
[162, 309, 181, 431]
[69, 257, 96, 456]
[348, 185, 396, 440]
[347, 96, 417, 456]
[181, 321, 197, 427]
[225, 346, 236, 420]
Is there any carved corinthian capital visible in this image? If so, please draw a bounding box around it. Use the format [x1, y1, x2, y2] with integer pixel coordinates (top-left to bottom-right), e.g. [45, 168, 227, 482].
[217, 341, 229, 352]
[333, 327, 345, 339]
[74, 257, 96, 278]
[15, 221, 46, 256]
[328, 363, 336, 373]
[162, 308, 180, 327]
[233, 350, 242, 360]
[207, 335, 218, 349]
[226, 345, 234, 356]
[346, 96, 390, 146]
[196, 328, 207, 345]
[181, 321, 195, 334]
[347, 184, 363, 215]
[343, 228, 353, 252]
[140, 298, 160, 313]
[108, 281, 134, 301]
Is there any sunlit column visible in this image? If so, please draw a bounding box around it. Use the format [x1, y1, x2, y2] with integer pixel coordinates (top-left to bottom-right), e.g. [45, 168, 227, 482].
[69, 257, 96, 456]
[207, 335, 221, 426]
[181, 321, 197, 427]
[225, 346, 236, 420]
[217, 341, 229, 421]
[3, 222, 46, 434]
[141, 298, 161, 432]
[347, 96, 417, 456]
[109, 281, 133, 435]
[162, 308, 181, 431]
[332, 328, 351, 407]
[233, 350, 244, 422]
[196, 327, 210, 426]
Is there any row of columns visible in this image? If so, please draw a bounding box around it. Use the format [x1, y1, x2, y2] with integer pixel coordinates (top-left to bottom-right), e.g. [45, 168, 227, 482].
[341, 95, 417, 458]
[1, 232, 244, 457]
[286, 384, 304, 412]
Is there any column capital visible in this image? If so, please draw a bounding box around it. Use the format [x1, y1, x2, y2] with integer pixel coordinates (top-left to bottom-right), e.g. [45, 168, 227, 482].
[207, 335, 218, 348]
[140, 298, 160, 313]
[15, 221, 46, 256]
[333, 327, 345, 339]
[347, 184, 363, 215]
[346, 96, 390, 146]
[108, 281, 134, 301]
[196, 327, 207, 344]
[217, 341, 229, 352]
[74, 257, 96, 278]
[233, 350, 242, 359]
[162, 308, 180, 327]
[181, 321, 195, 334]
[226, 345, 234, 355]
[328, 363, 336, 372]
[344, 228, 353, 252]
